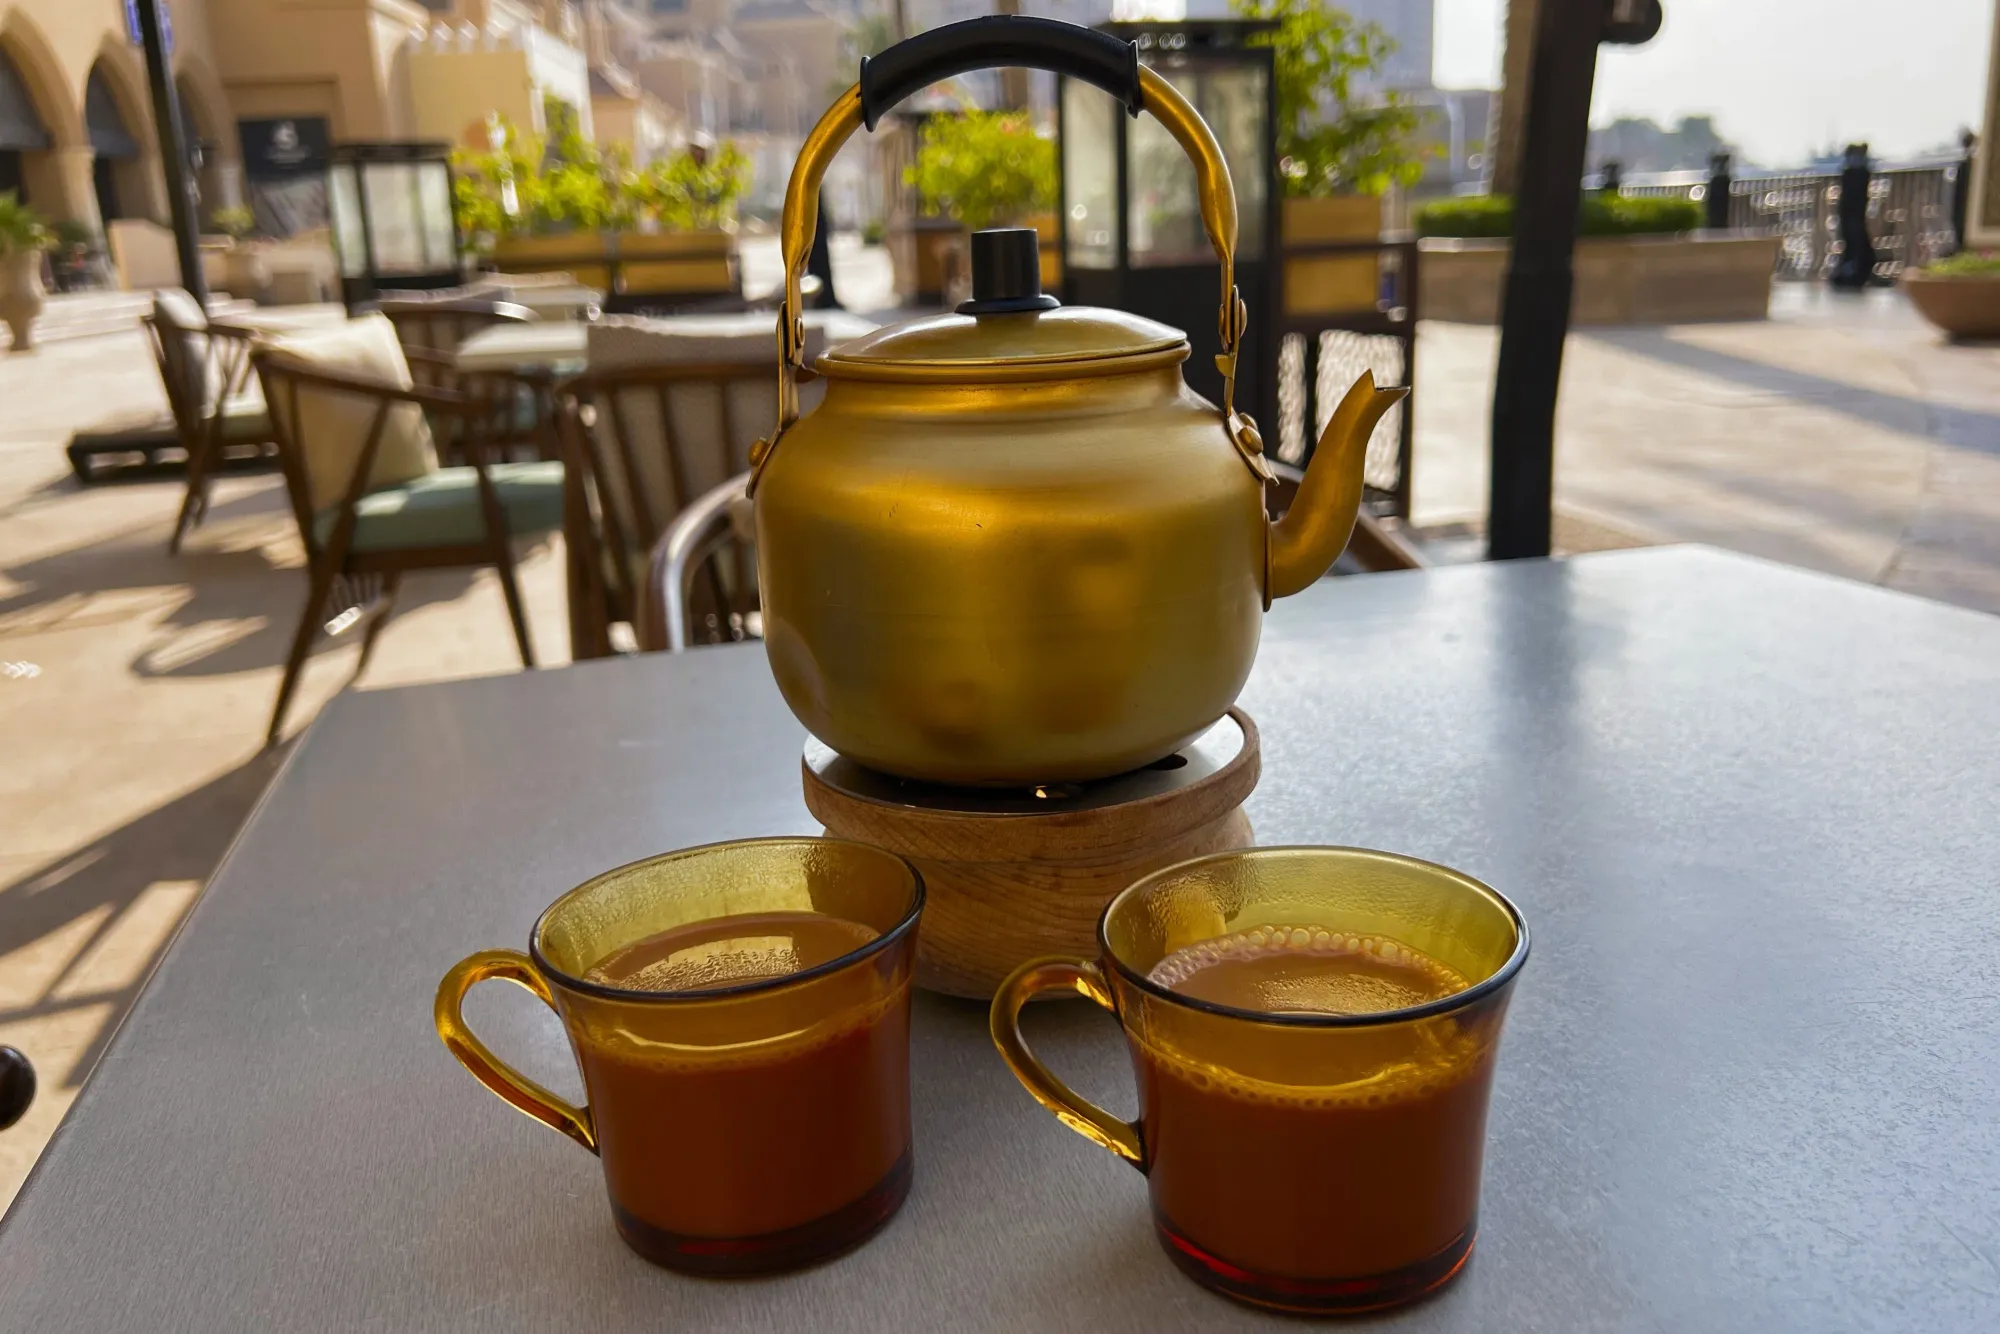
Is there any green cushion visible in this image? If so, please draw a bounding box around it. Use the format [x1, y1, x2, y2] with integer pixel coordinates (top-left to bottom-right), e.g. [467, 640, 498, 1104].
[312, 461, 565, 554]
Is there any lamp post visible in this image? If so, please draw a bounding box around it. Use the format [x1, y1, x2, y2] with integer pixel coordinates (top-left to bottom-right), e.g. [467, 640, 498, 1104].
[1486, 0, 1661, 561]
[130, 0, 207, 303]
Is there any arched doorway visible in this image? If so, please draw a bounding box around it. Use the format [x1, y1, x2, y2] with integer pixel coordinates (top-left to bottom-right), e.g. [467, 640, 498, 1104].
[0, 46, 52, 205]
[85, 62, 145, 222]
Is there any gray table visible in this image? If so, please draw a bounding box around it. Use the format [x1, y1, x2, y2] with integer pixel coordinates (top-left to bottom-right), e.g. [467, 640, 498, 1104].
[5, 548, 1998, 1332]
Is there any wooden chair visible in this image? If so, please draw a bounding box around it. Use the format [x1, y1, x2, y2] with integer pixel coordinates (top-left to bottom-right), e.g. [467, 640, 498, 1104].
[253, 345, 566, 745]
[641, 472, 756, 652]
[556, 358, 809, 652]
[145, 298, 276, 552]
[378, 297, 531, 385]
[380, 298, 553, 466]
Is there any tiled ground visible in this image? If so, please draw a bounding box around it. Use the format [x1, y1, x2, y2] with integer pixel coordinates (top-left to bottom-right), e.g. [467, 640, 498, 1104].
[2, 262, 1996, 1210]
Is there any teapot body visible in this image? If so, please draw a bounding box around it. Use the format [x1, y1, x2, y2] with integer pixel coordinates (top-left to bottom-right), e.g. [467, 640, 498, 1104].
[756, 359, 1265, 786]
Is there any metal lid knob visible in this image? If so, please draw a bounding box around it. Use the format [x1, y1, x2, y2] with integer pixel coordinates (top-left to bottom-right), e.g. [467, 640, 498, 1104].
[957, 227, 1060, 315]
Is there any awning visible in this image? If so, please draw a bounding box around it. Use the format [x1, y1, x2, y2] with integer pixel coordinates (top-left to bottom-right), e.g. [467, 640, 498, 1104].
[86, 68, 139, 159]
[0, 49, 51, 152]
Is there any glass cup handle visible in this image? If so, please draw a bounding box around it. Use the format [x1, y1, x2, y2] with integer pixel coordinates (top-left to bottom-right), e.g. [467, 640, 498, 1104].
[434, 949, 597, 1154]
[989, 957, 1144, 1169]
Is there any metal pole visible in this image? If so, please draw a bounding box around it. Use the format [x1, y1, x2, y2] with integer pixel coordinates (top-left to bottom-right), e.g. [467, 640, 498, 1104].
[1486, 0, 1603, 561]
[132, 0, 207, 304]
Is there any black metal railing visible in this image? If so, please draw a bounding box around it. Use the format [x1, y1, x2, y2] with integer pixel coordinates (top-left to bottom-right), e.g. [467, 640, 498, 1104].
[1619, 162, 1964, 280]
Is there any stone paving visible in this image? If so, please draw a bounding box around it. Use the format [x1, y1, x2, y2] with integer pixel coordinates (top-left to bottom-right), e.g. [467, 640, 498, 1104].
[2, 268, 1996, 1210]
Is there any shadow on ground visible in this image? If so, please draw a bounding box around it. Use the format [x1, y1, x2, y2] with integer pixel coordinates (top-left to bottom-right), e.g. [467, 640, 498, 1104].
[0, 479, 528, 679]
[0, 750, 288, 1087]
[1581, 327, 2000, 446]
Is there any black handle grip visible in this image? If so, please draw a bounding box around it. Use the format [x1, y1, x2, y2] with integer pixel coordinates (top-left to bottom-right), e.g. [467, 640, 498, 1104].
[860, 17, 1140, 130]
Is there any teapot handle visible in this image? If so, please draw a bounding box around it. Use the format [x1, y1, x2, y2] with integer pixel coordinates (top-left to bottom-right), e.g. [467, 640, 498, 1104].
[750, 16, 1249, 492]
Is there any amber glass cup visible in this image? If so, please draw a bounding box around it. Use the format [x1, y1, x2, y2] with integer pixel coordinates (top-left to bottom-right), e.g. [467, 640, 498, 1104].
[992, 847, 1528, 1315]
[436, 838, 923, 1274]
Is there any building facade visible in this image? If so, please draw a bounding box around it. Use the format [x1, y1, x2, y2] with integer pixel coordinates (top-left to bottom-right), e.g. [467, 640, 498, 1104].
[0, 0, 658, 238]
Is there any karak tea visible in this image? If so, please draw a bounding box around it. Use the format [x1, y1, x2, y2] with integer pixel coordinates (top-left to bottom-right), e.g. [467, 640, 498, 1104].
[437, 839, 923, 1274]
[992, 847, 1527, 1314]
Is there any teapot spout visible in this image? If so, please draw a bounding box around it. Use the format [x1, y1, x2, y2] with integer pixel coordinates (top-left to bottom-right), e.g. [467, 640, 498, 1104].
[1267, 371, 1410, 599]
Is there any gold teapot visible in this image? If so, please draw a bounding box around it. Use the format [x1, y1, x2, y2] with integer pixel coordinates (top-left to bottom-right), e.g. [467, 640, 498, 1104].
[752, 18, 1406, 786]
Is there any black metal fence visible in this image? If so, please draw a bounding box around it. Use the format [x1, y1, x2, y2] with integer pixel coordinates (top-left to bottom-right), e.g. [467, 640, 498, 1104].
[1620, 162, 1964, 281]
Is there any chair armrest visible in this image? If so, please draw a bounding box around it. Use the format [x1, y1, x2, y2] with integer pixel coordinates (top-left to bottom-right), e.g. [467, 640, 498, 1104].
[643, 473, 751, 652]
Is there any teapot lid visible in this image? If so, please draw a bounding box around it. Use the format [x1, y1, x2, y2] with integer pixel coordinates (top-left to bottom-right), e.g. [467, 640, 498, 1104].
[817, 227, 1186, 384]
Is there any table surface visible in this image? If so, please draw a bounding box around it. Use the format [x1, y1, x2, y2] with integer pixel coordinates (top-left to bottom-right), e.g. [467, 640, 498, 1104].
[453, 320, 588, 372]
[5, 548, 1999, 1332]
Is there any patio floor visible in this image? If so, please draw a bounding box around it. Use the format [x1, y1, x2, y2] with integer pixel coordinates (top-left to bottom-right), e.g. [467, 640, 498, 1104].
[3, 263, 1997, 1210]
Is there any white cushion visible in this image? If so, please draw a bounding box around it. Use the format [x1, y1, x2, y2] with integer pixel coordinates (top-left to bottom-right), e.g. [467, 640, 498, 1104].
[260, 313, 438, 511]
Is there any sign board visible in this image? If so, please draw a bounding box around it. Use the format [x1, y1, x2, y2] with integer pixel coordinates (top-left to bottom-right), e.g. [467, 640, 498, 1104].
[238, 116, 331, 180]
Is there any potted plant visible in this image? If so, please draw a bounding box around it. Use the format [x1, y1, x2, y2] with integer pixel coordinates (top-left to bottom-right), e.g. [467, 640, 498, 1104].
[1903, 251, 2000, 340]
[1238, 0, 1426, 316]
[460, 100, 748, 308]
[905, 108, 1058, 301]
[0, 191, 53, 351]
[211, 205, 269, 301]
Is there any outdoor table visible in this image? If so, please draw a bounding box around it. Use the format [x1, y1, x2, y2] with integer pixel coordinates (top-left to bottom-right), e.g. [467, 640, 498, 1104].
[454, 320, 590, 374]
[3, 547, 1996, 1331]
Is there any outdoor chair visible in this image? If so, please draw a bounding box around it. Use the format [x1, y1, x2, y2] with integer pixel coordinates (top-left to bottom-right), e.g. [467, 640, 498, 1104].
[641, 472, 757, 652]
[378, 295, 531, 379]
[556, 313, 863, 652]
[379, 296, 556, 465]
[252, 313, 565, 745]
[145, 289, 276, 552]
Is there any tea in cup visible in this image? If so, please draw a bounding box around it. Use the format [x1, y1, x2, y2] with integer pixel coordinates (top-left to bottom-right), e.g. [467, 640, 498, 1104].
[437, 837, 924, 1274]
[991, 846, 1528, 1313]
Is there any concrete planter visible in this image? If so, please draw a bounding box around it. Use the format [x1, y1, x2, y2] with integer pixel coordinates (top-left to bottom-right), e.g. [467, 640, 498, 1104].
[1282, 195, 1383, 316]
[1419, 232, 1781, 324]
[492, 230, 736, 302]
[0, 250, 47, 352]
[1902, 272, 2000, 340]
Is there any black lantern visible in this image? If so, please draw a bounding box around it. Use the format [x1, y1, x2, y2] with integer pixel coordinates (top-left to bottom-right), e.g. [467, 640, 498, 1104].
[1058, 20, 1279, 434]
[328, 141, 461, 310]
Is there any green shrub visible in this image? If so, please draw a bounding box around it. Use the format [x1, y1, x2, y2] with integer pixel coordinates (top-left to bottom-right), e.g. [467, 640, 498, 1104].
[1414, 193, 1703, 239]
[1235, 0, 1428, 197]
[1412, 195, 1513, 238]
[861, 218, 886, 246]
[1923, 250, 2000, 277]
[906, 110, 1055, 232]
[0, 192, 52, 256]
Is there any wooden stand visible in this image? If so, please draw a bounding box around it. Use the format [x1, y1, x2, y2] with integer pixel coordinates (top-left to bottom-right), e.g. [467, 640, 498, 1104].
[804, 710, 1259, 998]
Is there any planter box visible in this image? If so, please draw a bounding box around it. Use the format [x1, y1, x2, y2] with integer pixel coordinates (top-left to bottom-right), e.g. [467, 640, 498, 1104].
[1419, 232, 1781, 325]
[892, 216, 1062, 305]
[887, 218, 959, 304]
[492, 231, 736, 304]
[1282, 195, 1382, 317]
[1902, 272, 2000, 339]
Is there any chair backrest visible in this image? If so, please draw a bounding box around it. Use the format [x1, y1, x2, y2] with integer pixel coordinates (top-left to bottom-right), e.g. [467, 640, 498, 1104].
[642, 472, 756, 652]
[145, 289, 213, 439]
[251, 315, 440, 543]
[378, 297, 531, 386]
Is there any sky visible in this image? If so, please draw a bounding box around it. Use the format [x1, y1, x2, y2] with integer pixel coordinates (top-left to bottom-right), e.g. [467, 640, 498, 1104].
[1433, 0, 1995, 165]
